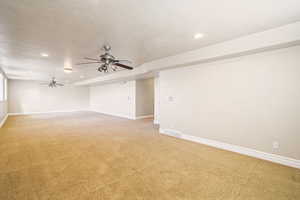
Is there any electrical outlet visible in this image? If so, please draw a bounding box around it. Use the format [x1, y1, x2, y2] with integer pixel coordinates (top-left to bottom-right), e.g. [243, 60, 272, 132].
[168, 96, 174, 102]
[272, 141, 279, 149]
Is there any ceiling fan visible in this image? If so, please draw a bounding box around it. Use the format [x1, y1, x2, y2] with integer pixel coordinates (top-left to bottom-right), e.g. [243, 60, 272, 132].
[40, 77, 64, 88]
[76, 45, 134, 72]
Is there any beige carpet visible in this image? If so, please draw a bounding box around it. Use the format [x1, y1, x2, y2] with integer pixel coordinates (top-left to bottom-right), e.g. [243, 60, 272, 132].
[0, 112, 299, 200]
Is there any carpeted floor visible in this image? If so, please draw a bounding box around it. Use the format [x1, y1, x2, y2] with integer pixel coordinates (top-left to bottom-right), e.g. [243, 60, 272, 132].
[0, 112, 299, 199]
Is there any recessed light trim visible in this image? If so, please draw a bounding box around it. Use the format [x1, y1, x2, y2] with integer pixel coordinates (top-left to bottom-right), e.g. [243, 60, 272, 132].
[64, 68, 73, 74]
[41, 53, 49, 57]
[194, 33, 204, 39]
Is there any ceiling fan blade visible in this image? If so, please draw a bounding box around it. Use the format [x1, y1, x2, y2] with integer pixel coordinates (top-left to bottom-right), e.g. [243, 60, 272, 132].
[76, 62, 101, 65]
[40, 83, 49, 85]
[114, 63, 133, 70]
[56, 83, 64, 86]
[114, 59, 132, 64]
[84, 57, 100, 61]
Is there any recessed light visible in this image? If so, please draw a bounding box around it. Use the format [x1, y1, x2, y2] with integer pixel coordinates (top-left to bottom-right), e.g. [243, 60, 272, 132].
[41, 53, 49, 57]
[194, 33, 204, 39]
[64, 68, 72, 74]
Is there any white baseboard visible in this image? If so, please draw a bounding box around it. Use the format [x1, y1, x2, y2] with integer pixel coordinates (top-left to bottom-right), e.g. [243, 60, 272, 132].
[0, 114, 8, 128]
[91, 110, 135, 120]
[160, 128, 300, 169]
[135, 115, 154, 120]
[91, 110, 154, 120]
[8, 110, 87, 116]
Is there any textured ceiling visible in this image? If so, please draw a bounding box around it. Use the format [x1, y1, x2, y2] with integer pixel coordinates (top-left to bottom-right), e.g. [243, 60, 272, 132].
[0, 0, 300, 82]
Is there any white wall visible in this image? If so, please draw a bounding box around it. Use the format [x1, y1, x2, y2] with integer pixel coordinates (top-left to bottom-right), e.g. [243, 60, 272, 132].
[0, 101, 7, 121]
[136, 78, 154, 117]
[0, 101, 7, 125]
[8, 80, 89, 114]
[0, 70, 8, 127]
[154, 76, 160, 124]
[90, 81, 136, 119]
[159, 45, 300, 160]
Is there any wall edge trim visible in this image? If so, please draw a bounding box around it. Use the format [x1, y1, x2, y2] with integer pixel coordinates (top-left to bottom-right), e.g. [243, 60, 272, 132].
[135, 115, 154, 120]
[91, 110, 135, 120]
[153, 120, 159, 124]
[0, 114, 8, 128]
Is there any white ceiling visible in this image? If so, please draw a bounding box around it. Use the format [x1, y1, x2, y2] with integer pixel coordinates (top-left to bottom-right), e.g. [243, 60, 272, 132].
[0, 0, 299, 83]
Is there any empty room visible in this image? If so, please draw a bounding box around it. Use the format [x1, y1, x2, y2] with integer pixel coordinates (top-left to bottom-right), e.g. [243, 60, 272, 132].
[0, 0, 300, 199]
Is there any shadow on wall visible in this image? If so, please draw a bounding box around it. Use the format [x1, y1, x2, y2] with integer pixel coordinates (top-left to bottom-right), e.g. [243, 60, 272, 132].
[136, 78, 154, 118]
